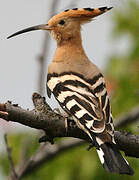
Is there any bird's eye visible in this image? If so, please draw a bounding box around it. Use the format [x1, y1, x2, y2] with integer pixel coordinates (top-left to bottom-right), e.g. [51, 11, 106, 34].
[58, 20, 65, 25]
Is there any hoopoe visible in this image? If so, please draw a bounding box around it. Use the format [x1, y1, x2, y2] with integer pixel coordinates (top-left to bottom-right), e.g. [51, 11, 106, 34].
[8, 7, 134, 175]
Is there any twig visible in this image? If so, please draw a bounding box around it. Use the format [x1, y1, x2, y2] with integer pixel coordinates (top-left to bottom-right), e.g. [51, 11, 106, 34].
[17, 139, 84, 179]
[37, 0, 59, 95]
[4, 134, 18, 180]
[115, 105, 139, 128]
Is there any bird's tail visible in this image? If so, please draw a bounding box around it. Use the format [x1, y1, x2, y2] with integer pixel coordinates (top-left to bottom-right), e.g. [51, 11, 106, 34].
[96, 141, 134, 175]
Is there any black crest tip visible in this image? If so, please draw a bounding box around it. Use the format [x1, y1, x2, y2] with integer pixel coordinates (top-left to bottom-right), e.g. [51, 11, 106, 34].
[83, 8, 94, 11]
[72, 8, 78, 10]
[99, 6, 113, 12]
[64, 9, 69, 12]
[107, 7, 113, 11]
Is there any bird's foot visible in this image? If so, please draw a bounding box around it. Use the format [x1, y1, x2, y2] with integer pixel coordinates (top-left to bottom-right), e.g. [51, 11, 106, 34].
[39, 135, 54, 144]
[87, 143, 95, 151]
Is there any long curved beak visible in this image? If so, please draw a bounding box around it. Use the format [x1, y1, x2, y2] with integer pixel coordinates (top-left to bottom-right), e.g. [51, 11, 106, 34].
[7, 24, 51, 39]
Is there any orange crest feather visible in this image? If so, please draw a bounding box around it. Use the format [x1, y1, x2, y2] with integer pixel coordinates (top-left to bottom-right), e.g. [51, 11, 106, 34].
[53, 7, 113, 20]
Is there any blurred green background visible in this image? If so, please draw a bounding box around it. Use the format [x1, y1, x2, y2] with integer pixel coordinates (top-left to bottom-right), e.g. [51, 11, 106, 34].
[0, 1, 139, 179]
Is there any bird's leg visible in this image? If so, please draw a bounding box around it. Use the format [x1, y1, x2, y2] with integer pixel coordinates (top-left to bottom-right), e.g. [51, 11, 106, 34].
[63, 115, 77, 133]
[64, 116, 68, 133]
[39, 134, 54, 144]
[87, 133, 99, 150]
[87, 143, 95, 151]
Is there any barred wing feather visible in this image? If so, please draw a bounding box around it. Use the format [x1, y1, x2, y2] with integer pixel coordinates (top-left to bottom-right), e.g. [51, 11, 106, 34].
[47, 72, 108, 134]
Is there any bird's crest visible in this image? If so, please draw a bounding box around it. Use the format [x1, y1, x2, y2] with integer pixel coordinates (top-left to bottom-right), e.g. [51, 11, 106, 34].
[52, 7, 113, 21]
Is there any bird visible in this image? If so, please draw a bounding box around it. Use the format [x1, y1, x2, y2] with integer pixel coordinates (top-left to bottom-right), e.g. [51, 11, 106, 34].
[7, 6, 134, 175]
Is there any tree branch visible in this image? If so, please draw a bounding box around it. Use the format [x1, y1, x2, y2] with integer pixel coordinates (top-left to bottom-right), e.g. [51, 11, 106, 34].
[17, 139, 84, 179]
[115, 105, 139, 128]
[114, 131, 139, 158]
[0, 93, 138, 158]
[1, 93, 139, 179]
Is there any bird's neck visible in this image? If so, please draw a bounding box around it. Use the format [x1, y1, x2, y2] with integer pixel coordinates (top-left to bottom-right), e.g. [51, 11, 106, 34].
[53, 31, 88, 63]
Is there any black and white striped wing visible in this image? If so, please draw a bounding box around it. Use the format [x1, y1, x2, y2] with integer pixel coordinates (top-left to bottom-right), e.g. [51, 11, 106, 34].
[47, 72, 109, 134]
[47, 71, 135, 175]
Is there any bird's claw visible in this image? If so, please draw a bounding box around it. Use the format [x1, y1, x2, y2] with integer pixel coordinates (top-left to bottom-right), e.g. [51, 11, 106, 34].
[39, 135, 54, 144]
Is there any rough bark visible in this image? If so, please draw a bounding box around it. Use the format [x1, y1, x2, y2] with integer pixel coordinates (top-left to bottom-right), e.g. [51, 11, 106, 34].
[0, 93, 138, 158]
[0, 92, 139, 179]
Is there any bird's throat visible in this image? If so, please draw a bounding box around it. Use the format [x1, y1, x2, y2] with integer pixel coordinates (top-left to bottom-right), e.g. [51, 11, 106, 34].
[53, 32, 88, 63]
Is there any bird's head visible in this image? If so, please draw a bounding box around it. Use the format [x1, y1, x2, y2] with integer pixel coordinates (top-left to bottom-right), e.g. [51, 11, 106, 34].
[7, 7, 112, 44]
